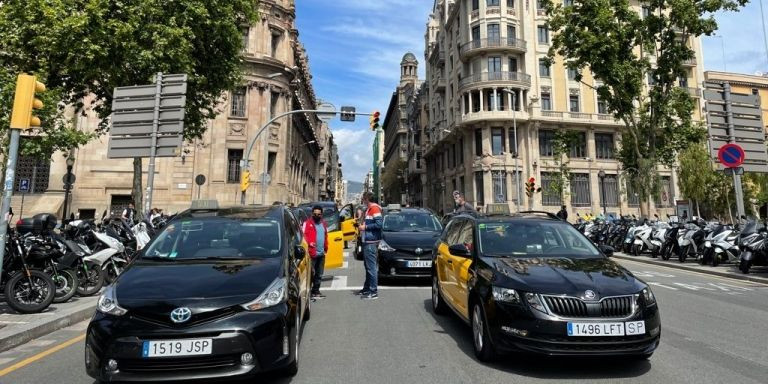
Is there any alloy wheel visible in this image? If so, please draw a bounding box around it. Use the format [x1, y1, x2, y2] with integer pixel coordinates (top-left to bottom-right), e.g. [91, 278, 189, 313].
[472, 305, 484, 352]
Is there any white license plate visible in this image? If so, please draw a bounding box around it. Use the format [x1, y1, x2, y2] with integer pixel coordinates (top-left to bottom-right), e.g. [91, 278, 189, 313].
[567, 321, 646, 337]
[142, 338, 212, 358]
[406, 260, 432, 268]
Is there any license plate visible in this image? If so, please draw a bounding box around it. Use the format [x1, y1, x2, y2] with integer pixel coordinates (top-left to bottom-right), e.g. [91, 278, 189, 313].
[406, 260, 431, 268]
[142, 338, 212, 358]
[567, 321, 646, 337]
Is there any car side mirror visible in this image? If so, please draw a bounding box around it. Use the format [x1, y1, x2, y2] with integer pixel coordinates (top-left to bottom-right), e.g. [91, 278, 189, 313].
[598, 244, 615, 257]
[295, 245, 306, 260]
[448, 244, 472, 258]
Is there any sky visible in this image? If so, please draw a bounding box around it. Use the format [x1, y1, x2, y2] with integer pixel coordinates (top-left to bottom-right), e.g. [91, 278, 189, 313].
[296, 1, 768, 184]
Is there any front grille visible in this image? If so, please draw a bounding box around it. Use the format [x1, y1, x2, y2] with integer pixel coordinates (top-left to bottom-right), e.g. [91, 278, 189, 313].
[119, 355, 239, 372]
[132, 307, 239, 328]
[541, 295, 635, 318]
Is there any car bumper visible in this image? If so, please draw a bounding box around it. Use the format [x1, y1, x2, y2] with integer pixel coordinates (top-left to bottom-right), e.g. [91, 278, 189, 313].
[487, 302, 661, 356]
[377, 252, 432, 278]
[85, 304, 295, 382]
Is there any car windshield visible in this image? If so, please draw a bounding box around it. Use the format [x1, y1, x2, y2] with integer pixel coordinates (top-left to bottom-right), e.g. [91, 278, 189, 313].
[478, 220, 601, 258]
[299, 206, 340, 231]
[383, 212, 442, 232]
[142, 217, 282, 260]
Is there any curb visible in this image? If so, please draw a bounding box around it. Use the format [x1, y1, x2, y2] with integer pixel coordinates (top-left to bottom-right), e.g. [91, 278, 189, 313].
[612, 254, 768, 285]
[0, 298, 96, 353]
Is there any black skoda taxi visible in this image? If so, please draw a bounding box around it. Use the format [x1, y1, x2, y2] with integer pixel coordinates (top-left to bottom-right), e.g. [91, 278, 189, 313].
[85, 201, 311, 381]
[431, 212, 660, 361]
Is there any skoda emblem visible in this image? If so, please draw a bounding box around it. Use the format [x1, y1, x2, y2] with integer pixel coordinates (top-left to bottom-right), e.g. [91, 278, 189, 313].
[415, 247, 423, 255]
[584, 290, 597, 300]
[170, 307, 192, 323]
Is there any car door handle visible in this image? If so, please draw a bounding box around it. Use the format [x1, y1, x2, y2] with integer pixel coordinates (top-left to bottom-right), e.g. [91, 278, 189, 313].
[334, 238, 343, 242]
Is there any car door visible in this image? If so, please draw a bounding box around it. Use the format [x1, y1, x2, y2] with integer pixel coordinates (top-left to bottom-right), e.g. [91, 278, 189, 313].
[339, 204, 358, 242]
[286, 211, 310, 306]
[325, 208, 345, 269]
[451, 220, 476, 320]
[436, 218, 465, 306]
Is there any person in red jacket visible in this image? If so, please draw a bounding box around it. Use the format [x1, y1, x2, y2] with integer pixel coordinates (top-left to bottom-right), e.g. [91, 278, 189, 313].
[302, 206, 329, 299]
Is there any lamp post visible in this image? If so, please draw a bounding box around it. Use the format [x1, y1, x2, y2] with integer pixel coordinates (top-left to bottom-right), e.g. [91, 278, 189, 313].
[598, 169, 607, 215]
[62, 157, 75, 221]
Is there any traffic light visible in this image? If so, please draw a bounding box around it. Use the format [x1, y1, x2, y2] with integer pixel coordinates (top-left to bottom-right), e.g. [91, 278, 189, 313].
[525, 177, 541, 198]
[370, 110, 380, 131]
[240, 170, 250, 192]
[10, 74, 46, 130]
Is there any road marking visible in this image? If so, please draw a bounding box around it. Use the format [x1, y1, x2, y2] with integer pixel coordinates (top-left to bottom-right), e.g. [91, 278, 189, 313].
[341, 261, 348, 269]
[634, 271, 677, 278]
[648, 281, 678, 290]
[0, 321, 28, 325]
[673, 283, 715, 291]
[0, 333, 85, 377]
[330, 276, 347, 289]
[617, 258, 768, 287]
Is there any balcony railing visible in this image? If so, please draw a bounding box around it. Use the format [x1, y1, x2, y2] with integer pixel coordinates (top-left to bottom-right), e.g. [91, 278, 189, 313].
[538, 110, 620, 123]
[459, 37, 527, 56]
[682, 58, 696, 66]
[459, 71, 531, 89]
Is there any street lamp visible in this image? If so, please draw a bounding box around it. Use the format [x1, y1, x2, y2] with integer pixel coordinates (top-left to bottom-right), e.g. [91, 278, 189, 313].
[502, 88, 521, 212]
[62, 157, 75, 221]
[598, 169, 607, 215]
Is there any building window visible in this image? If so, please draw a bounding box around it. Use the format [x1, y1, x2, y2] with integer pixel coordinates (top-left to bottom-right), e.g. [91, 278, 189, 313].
[570, 173, 591, 207]
[472, 26, 481, 43]
[599, 174, 619, 207]
[475, 171, 485, 206]
[658, 176, 673, 207]
[471, 91, 481, 112]
[507, 25, 517, 40]
[227, 149, 243, 183]
[508, 128, 518, 155]
[271, 31, 281, 58]
[241, 27, 250, 52]
[678, 75, 688, 88]
[270, 91, 279, 119]
[541, 91, 552, 110]
[541, 172, 561, 206]
[487, 23, 500, 43]
[487, 0, 500, 5]
[567, 67, 579, 81]
[110, 195, 133, 217]
[537, 26, 549, 44]
[642, 6, 651, 19]
[488, 56, 502, 74]
[569, 94, 580, 112]
[539, 129, 555, 157]
[595, 133, 615, 159]
[597, 96, 608, 114]
[475, 129, 483, 156]
[564, 0, 574, 6]
[539, 59, 551, 77]
[492, 170, 507, 203]
[14, 155, 50, 193]
[492, 128, 505, 155]
[230, 87, 247, 117]
[507, 0, 515, 7]
[267, 152, 277, 178]
[508, 57, 518, 73]
[569, 132, 587, 158]
[752, 88, 759, 96]
[460, 176, 465, 196]
[472, 0, 480, 11]
[416, 152, 422, 169]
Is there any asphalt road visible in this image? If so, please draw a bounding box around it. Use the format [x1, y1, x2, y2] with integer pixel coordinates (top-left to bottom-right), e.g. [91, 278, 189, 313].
[1, 249, 767, 384]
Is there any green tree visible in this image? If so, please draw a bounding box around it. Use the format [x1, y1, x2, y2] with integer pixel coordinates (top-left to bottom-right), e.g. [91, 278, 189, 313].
[545, 0, 744, 217]
[0, 1, 259, 215]
[678, 144, 716, 217]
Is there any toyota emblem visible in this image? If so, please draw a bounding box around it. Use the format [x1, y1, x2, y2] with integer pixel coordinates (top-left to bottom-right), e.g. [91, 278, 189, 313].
[584, 290, 597, 300]
[170, 307, 192, 323]
[415, 247, 423, 255]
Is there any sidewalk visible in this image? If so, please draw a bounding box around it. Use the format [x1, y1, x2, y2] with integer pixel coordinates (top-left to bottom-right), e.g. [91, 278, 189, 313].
[613, 252, 768, 285]
[0, 295, 97, 353]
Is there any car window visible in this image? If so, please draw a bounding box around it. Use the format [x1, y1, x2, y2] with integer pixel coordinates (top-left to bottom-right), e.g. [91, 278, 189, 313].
[478, 220, 600, 258]
[455, 221, 475, 253]
[299, 206, 340, 232]
[444, 218, 465, 245]
[382, 212, 442, 232]
[339, 205, 352, 220]
[143, 217, 283, 260]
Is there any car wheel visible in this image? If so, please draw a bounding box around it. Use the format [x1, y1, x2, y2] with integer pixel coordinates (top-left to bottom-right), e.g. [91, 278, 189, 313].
[303, 293, 311, 321]
[471, 303, 496, 362]
[283, 311, 301, 377]
[431, 275, 448, 316]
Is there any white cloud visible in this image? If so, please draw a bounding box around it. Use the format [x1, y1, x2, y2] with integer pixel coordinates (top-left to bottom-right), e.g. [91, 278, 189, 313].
[332, 128, 375, 183]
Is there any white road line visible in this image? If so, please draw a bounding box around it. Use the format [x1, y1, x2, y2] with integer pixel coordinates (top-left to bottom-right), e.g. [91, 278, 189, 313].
[330, 276, 348, 290]
[649, 281, 678, 290]
[0, 321, 29, 324]
[341, 261, 348, 269]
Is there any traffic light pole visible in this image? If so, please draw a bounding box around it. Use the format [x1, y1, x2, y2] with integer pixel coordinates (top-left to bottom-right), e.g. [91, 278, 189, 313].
[241, 109, 372, 205]
[0, 129, 21, 279]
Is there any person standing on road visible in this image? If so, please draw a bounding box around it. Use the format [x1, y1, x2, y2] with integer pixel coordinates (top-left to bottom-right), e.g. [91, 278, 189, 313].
[302, 205, 329, 300]
[453, 191, 475, 213]
[357, 192, 383, 300]
[556, 205, 568, 221]
[122, 202, 136, 224]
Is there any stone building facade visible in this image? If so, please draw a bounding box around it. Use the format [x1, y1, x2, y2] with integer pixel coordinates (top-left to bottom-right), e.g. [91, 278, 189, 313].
[417, 0, 704, 217]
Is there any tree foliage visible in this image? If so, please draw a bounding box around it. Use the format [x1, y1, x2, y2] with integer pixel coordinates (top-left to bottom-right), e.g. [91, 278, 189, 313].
[0, 0, 259, 212]
[544, 130, 581, 204]
[545, 0, 745, 216]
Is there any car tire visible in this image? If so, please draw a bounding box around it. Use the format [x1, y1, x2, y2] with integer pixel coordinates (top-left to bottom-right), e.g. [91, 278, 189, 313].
[303, 294, 311, 321]
[471, 303, 496, 362]
[282, 312, 301, 377]
[431, 275, 448, 316]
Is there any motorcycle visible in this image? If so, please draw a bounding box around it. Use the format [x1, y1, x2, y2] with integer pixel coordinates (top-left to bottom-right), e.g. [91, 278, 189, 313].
[1, 226, 55, 313]
[738, 221, 768, 274]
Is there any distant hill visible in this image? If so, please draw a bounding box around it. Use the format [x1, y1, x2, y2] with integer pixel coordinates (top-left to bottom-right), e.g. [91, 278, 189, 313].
[346, 181, 364, 194]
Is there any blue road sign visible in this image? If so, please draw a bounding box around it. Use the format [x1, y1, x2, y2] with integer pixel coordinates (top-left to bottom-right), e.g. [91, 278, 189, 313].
[19, 178, 30, 192]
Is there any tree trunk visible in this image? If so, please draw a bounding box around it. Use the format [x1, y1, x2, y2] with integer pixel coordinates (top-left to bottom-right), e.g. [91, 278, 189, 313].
[132, 157, 144, 220]
[696, 199, 701, 218]
[639, 199, 650, 219]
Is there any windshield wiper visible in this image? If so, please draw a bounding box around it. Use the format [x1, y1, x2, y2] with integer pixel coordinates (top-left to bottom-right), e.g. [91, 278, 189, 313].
[140, 256, 175, 261]
[199, 256, 245, 261]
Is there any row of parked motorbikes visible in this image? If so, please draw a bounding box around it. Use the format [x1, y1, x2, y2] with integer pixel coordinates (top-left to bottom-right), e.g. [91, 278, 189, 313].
[0, 212, 168, 314]
[576, 214, 768, 274]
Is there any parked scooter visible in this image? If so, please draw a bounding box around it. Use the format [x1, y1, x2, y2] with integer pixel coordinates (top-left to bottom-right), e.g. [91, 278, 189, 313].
[1, 226, 56, 314]
[738, 221, 768, 274]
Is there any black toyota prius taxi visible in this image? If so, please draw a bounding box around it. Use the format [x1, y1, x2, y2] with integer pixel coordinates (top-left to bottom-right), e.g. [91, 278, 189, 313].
[85, 201, 311, 382]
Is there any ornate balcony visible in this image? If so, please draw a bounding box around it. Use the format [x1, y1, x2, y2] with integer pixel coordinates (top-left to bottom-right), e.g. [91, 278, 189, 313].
[459, 71, 531, 91]
[682, 58, 696, 67]
[535, 110, 620, 125]
[459, 109, 530, 126]
[459, 37, 527, 60]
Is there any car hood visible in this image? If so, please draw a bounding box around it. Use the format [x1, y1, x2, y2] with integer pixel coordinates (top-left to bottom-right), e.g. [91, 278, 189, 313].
[382, 231, 440, 252]
[490, 257, 645, 297]
[116, 258, 283, 311]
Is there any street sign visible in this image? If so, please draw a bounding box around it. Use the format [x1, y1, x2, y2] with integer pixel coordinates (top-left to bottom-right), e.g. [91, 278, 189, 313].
[718, 143, 746, 168]
[340, 106, 356, 122]
[317, 102, 336, 123]
[107, 135, 183, 158]
[195, 174, 206, 186]
[724, 167, 745, 176]
[18, 179, 29, 192]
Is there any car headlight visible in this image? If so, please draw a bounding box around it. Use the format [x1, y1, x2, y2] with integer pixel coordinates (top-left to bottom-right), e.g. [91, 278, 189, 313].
[492, 286, 521, 304]
[642, 287, 657, 306]
[378, 240, 396, 252]
[524, 292, 548, 314]
[241, 277, 287, 311]
[97, 285, 127, 316]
